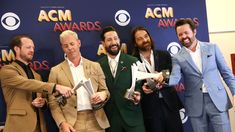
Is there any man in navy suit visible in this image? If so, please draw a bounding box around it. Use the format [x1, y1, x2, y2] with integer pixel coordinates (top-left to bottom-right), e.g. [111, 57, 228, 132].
[169, 18, 235, 132]
[131, 26, 184, 132]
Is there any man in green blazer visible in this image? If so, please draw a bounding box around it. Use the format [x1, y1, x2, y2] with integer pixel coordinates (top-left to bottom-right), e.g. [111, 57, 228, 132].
[98, 26, 145, 132]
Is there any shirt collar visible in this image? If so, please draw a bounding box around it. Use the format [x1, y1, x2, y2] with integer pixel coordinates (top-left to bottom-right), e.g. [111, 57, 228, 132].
[185, 41, 200, 53]
[66, 56, 83, 67]
[139, 50, 153, 62]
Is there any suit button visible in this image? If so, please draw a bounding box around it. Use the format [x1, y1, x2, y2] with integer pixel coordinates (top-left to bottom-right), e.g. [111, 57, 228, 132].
[74, 93, 77, 96]
[200, 88, 202, 91]
[74, 106, 77, 109]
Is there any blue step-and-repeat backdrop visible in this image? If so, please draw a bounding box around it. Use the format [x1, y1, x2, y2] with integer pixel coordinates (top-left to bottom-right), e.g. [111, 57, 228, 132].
[0, 0, 209, 131]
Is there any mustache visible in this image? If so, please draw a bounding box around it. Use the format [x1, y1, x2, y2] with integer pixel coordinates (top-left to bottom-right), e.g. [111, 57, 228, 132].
[182, 37, 190, 42]
[109, 44, 119, 48]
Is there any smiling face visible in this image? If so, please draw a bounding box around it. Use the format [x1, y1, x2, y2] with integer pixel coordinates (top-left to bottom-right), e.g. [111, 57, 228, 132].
[102, 31, 121, 57]
[134, 30, 152, 51]
[176, 23, 197, 48]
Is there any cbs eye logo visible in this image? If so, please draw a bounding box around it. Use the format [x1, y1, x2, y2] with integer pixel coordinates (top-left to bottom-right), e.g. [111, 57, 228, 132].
[167, 42, 181, 56]
[115, 10, 130, 26]
[1, 12, 20, 31]
[179, 108, 188, 124]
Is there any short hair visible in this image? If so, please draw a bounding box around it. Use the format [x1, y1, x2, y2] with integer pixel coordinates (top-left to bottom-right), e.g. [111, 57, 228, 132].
[131, 26, 155, 56]
[175, 18, 197, 31]
[60, 30, 79, 42]
[10, 35, 32, 55]
[100, 26, 117, 41]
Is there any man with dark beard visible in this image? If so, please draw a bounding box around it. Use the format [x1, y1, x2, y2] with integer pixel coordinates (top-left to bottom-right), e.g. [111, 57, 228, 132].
[98, 26, 146, 132]
[131, 26, 184, 132]
[169, 19, 235, 132]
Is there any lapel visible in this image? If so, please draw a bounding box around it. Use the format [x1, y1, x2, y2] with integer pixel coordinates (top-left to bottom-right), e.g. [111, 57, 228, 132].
[153, 51, 160, 71]
[200, 42, 211, 73]
[60, 60, 75, 87]
[135, 51, 157, 72]
[181, 47, 201, 74]
[12, 62, 28, 77]
[102, 56, 115, 81]
[82, 58, 91, 79]
[113, 53, 126, 84]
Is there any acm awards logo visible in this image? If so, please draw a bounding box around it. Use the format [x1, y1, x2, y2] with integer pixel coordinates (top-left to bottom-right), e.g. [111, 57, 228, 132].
[115, 10, 131, 26]
[1, 12, 20, 30]
[38, 9, 101, 32]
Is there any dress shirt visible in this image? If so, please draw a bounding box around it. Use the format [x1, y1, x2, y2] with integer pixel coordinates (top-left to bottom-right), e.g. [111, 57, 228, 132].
[67, 57, 92, 111]
[108, 51, 121, 77]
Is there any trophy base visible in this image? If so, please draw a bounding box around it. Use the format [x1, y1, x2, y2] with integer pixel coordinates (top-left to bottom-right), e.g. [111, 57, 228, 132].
[92, 102, 105, 110]
[124, 89, 135, 100]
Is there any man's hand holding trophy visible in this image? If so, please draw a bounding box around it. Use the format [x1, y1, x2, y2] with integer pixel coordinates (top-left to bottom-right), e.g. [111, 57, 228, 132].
[56, 79, 106, 110]
[124, 61, 169, 102]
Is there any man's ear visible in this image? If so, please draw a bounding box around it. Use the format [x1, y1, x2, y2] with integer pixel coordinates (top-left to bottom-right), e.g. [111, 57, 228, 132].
[77, 39, 81, 47]
[14, 46, 20, 53]
[101, 41, 105, 46]
[194, 29, 197, 36]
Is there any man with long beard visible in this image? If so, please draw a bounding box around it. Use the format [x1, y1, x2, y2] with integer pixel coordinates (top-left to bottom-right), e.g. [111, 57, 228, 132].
[131, 26, 183, 132]
[98, 26, 146, 132]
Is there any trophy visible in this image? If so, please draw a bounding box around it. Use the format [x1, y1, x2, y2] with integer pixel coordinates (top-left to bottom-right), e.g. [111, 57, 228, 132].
[56, 80, 83, 106]
[56, 79, 105, 110]
[146, 69, 170, 91]
[82, 79, 106, 110]
[124, 61, 163, 100]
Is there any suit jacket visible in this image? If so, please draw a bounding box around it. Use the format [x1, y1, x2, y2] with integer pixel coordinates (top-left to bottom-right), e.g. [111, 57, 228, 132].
[134, 50, 183, 118]
[98, 53, 144, 127]
[48, 58, 110, 130]
[0, 62, 54, 132]
[169, 42, 235, 117]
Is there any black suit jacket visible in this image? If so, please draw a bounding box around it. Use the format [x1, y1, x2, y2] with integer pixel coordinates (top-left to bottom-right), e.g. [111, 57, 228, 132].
[134, 50, 183, 118]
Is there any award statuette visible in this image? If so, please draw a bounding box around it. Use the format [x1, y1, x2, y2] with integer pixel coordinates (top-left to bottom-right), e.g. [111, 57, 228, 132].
[146, 69, 170, 91]
[124, 61, 163, 100]
[56, 79, 105, 110]
[56, 80, 83, 106]
[82, 79, 106, 110]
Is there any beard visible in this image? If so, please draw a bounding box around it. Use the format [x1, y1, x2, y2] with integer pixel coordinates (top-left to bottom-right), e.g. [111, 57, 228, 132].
[137, 40, 152, 51]
[105, 43, 121, 56]
[180, 37, 194, 48]
[20, 53, 33, 63]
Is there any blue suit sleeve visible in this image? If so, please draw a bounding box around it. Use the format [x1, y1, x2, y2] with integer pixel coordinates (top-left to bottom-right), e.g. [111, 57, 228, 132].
[214, 44, 235, 95]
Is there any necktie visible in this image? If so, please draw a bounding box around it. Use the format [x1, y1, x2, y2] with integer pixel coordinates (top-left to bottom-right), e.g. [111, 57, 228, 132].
[110, 59, 117, 77]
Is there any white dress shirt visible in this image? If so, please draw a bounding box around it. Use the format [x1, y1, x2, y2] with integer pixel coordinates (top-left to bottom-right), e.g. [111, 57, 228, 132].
[67, 57, 92, 111]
